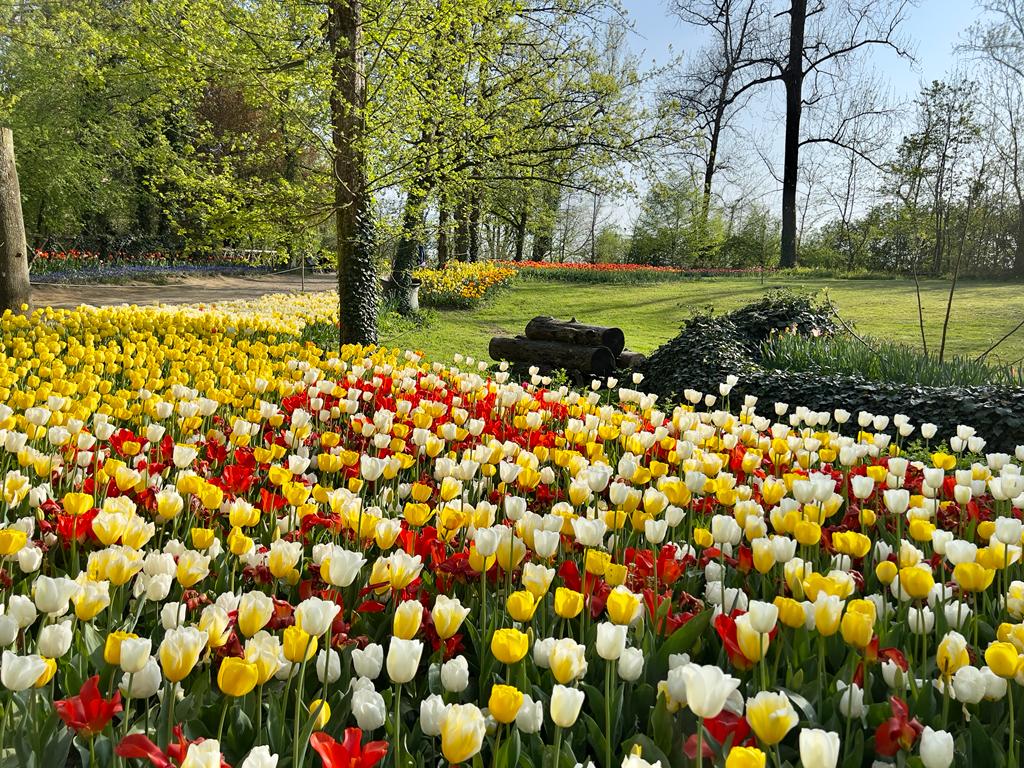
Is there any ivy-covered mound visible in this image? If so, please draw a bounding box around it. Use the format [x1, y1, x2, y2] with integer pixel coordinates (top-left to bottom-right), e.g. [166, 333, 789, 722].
[640, 291, 1024, 451]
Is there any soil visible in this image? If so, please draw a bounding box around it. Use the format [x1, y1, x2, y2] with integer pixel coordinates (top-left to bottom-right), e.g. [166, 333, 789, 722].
[30, 273, 337, 308]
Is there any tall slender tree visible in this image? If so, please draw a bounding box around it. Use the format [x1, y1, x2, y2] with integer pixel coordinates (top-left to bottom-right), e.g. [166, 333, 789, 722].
[329, 0, 378, 344]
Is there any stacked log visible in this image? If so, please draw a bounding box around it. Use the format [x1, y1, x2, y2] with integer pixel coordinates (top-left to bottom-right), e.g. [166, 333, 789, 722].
[488, 316, 645, 379]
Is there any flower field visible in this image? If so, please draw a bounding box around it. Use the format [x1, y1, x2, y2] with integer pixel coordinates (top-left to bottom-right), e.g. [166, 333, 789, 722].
[414, 262, 518, 308]
[0, 293, 1023, 768]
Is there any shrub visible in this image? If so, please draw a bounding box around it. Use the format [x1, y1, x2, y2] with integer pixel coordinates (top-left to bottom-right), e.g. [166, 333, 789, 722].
[641, 291, 1024, 450]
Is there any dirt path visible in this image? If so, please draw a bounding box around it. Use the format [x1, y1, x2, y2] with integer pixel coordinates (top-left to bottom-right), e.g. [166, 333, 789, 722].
[30, 273, 337, 308]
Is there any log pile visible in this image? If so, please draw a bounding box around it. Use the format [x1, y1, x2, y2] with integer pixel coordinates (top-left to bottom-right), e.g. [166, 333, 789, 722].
[488, 316, 646, 382]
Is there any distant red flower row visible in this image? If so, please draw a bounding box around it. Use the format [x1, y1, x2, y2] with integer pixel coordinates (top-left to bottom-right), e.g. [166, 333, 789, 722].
[501, 260, 770, 275]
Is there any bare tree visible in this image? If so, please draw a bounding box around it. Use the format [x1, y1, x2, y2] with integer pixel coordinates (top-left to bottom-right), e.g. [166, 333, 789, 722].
[967, 0, 1024, 274]
[967, 0, 1024, 79]
[664, 0, 768, 221]
[674, 0, 912, 267]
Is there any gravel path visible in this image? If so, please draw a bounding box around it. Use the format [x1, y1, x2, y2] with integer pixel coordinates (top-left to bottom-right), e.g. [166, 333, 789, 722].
[29, 273, 337, 308]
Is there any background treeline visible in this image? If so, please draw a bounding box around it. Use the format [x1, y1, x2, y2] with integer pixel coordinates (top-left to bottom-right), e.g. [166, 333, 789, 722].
[4, 0, 1024, 277]
[0, 0, 665, 266]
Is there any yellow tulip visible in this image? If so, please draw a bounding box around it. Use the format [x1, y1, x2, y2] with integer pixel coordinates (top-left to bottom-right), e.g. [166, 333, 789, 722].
[554, 587, 584, 619]
[217, 657, 259, 697]
[488, 684, 523, 724]
[440, 704, 486, 764]
[393, 600, 423, 640]
[954, 562, 996, 593]
[606, 587, 641, 625]
[283, 625, 317, 663]
[986, 641, 1023, 679]
[745, 692, 798, 746]
[507, 591, 538, 622]
[104, 631, 138, 666]
[35, 658, 58, 688]
[897, 567, 934, 599]
[0, 529, 27, 556]
[725, 746, 767, 768]
[62, 492, 93, 516]
[308, 698, 331, 730]
[490, 628, 529, 664]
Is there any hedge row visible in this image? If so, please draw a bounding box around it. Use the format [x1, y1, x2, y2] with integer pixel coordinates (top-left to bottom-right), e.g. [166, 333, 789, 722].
[640, 292, 1024, 452]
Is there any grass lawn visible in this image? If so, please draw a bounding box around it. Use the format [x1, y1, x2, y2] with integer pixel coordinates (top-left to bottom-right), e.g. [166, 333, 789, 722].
[383, 275, 1024, 367]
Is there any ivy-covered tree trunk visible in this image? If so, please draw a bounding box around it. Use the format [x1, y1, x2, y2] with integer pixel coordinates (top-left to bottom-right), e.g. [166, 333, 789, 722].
[392, 180, 430, 315]
[437, 204, 450, 267]
[0, 128, 30, 314]
[329, 0, 378, 345]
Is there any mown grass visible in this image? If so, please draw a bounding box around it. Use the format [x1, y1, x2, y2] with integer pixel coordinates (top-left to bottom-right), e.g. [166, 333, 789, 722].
[381, 275, 1024, 367]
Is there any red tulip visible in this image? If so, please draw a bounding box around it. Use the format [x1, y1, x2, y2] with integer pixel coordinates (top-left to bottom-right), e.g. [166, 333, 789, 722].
[54, 675, 122, 738]
[875, 696, 923, 756]
[116, 726, 229, 768]
[310, 729, 388, 768]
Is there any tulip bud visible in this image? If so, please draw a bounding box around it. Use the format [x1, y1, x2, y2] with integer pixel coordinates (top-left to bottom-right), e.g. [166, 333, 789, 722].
[441, 656, 469, 693]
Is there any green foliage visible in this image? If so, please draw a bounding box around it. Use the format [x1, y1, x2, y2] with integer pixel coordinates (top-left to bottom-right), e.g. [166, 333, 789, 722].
[761, 332, 1024, 388]
[627, 176, 779, 269]
[626, 174, 724, 267]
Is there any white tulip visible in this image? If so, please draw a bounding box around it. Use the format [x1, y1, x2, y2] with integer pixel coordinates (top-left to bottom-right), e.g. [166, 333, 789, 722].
[352, 643, 384, 680]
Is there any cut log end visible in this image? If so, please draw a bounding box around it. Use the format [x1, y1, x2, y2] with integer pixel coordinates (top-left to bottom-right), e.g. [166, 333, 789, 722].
[617, 350, 647, 369]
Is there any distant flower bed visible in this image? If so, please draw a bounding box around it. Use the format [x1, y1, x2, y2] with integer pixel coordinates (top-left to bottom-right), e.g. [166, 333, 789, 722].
[30, 248, 289, 276]
[507, 261, 770, 283]
[414, 262, 518, 308]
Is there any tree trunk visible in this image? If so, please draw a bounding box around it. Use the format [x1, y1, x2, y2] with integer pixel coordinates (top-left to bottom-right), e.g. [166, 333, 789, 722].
[437, 203, 450, 267]
[392, 181, 429, 314]
[454, 199, 470, 262]
[532, 228, 553, 261]
[1015, 202, 1024, 276]
[329, 0, 377, 345]
[468, 192, 481, 262]
[779, 0, 806, 270]
[0, 128, 30, 313]
[703, 96, 727, 226]
[514, 206, 528, 261]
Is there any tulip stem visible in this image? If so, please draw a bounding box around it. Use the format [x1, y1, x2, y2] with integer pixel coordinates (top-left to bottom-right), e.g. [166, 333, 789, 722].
[255, 683, 263, 744]
[480, 568, 487, 634]
[553, 726, 563, 766]
[293, 642, 313, 768]
[165, 682, 176, 747]
[605, 660, 615, 768]
[0, 694, 9, 758]
[1010, 683, 1016, 765]
[695, 719, 703, 768]
[492, 724, 503, 768]
[393, 682, 403, 768]
[216, 695, 230, 743]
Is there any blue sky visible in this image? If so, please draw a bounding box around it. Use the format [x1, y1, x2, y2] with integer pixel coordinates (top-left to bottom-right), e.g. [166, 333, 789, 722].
[620, 0, 979, 102]
[605, 1, 984, 226]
